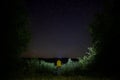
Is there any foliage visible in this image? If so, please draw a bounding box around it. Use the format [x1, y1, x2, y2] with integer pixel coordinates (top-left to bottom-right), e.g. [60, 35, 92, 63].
[21, 58, 56, 75]
[39, 60, 56, 74]
[3, 1, 31, 78]
[77, 46, 96, 71]
[20, 50, 97, 76]
[7, 0, 31, 57]
[88, 0, 120, 76]
[60, 58, 79, 75]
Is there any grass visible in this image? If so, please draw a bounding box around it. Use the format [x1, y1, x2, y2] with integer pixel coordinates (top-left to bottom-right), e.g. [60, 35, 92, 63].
[8, 58, 116, 80]
[12, 74, 111, 80]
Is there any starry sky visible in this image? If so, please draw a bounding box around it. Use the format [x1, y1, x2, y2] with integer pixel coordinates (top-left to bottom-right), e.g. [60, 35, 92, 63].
[22, 0, 103, 58]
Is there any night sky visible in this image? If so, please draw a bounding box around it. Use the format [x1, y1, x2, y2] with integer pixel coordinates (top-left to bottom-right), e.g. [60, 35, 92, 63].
[22, 0, 103, 58]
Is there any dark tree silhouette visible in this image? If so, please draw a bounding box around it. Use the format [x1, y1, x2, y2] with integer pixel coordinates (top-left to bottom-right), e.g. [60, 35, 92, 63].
[2, 0, 31, 78]
[89, 0, 120, 76]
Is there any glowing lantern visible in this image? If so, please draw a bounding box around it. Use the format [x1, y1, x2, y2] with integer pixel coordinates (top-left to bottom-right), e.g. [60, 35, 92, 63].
[56, 59, 62, 68]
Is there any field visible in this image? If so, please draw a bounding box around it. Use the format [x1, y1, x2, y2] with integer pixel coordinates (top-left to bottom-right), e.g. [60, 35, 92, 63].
[7, 58, 117, 80]
[13, 75, 111, 80]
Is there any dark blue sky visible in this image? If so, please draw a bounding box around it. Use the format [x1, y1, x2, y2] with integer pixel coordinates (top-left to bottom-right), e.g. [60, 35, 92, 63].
[22, 0, 103, 58]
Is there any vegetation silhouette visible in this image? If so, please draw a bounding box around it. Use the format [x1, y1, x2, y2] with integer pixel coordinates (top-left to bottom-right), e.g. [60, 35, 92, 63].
[3, 0, 120, 79]
[3, 0, 31, 79]
[88, 0, 120, 77]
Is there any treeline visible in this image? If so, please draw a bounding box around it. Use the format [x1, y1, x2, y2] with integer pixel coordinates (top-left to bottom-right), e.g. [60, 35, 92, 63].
[2, 0, 31, 79]
[87, 0, 120, 77]
[14, 57, 94, 76]
[22, 57, 78, 64]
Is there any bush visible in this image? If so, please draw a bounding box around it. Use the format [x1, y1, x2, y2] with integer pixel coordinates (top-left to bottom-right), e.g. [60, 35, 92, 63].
[20, 48, 97, 76]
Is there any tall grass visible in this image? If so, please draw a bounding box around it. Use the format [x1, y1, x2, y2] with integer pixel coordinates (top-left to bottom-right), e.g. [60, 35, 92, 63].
[19, 47, 97, 76]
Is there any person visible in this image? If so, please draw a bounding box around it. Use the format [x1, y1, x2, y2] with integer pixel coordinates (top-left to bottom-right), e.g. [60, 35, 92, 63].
[56, 59, 62, 68]
[56, 59, 62, 75]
